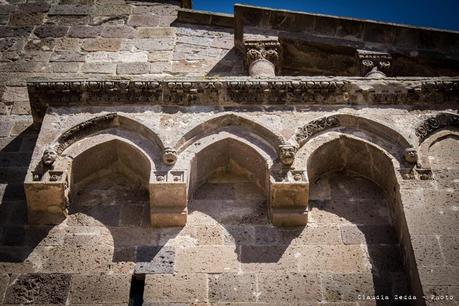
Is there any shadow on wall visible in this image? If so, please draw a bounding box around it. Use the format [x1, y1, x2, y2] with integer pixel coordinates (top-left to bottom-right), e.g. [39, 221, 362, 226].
[0, 125, 45, 262]
[307, 136, 412, 304]
[188, 137, 303, 263]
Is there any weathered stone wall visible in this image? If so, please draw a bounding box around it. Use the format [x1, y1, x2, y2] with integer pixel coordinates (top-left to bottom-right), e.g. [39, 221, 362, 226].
[0, 0, 458, 305]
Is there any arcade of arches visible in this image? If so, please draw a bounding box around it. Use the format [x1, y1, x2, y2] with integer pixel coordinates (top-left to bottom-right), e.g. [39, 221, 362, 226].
[0, 1, 458, 305]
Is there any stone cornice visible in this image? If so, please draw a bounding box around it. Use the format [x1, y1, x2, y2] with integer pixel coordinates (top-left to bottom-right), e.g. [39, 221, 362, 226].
[27, 77, 459, 124]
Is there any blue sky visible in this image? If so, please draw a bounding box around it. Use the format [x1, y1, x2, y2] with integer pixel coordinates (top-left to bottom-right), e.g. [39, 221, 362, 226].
[193, 0, 459, 31]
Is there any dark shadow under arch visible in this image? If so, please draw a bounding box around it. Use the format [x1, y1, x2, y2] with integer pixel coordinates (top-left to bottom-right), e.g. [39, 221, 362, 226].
[188, 137, 303, 263]
[307, 135, 420, 305]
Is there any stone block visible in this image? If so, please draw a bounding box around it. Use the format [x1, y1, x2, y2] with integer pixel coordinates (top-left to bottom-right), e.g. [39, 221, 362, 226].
[80, 62, 116, 74]
[49, 62, 81, 73]
[175, 245, 239, 273]
[322, 273, 375, 302]
[2, 86, 28, 103]
[340, 224, 397, 245]
[0, 4, 14, 15]
[82, 38, 121, 51]
[9, 12, 45, 27]
[92, 4, 131, 16]
[69, 274, 130, 304]
[0, 120, 13, 137]
[117, 62, 150, 74]
[34, 26, 69, 38]
[240, 245, 298, 272]
[0, 26, 32, 37]
[137, 27, 175, 38]
[101, 26, 136, 38]
[25, 173, 69, 225]
[439, 236, 459, 266]
[4, 273, 71, 304]
[25, 38, 56, 51]
[54, 37, 80, 51]
[418, 266, 459, 286]
[144, 273, 207, 303]
[148, 50, 172, 62]
[296, 245, 368, 273]
[50, 51, 85, 62]
[192, 224, 224, 245]
[257, 272, 322, 303]
[0, 274, 9, 302]
[135, 246, 175, 274]
[68, 25, 103, 38]
[17, 3, 50, 13]
[49, 5, 91, 16]
[208, 273, 257, 303]
[86, 50, 149, 62]
[128, 15, 160, 27]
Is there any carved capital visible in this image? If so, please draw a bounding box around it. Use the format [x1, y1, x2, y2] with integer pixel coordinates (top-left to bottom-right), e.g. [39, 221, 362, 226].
[357, 49, 392, 78]
[244, 40, 280, 77]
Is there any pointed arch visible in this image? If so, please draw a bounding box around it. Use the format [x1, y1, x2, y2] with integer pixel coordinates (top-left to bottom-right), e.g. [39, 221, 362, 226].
[174, 113, 285, 155]
[70, 138, 152, 194]
[53, 113, 165, 155]
[293, 114, 411, 163]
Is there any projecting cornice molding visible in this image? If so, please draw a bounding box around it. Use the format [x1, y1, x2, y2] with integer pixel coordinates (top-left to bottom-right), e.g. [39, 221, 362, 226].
[27, 77, 459, 124]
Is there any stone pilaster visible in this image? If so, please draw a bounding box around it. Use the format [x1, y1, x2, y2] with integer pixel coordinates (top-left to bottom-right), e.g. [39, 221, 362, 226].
[357, 49, 392, 78]
[244, 40, 280, 77]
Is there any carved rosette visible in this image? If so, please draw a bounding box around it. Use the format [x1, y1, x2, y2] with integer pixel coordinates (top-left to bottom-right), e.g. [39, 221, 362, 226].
[357, 49, 392, 78]
[295, 116, 340, 145]
[244, 40, 280, 77]
[415, 113, 459, 141]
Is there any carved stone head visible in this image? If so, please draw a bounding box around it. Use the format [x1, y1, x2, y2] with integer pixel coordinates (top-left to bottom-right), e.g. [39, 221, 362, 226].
[279, 145, 297, 166]
[403, 147, 418, 164]
[162, 147, 177, 166]
[41, 146, 57, 166]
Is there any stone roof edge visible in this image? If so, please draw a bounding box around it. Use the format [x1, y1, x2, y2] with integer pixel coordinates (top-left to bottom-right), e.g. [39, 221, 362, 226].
[235, 3, 459, 35]
[177, 8, 234, 28]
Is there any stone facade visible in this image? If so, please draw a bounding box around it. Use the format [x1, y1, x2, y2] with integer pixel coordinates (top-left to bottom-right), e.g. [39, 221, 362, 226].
[0, 0, 458, 305]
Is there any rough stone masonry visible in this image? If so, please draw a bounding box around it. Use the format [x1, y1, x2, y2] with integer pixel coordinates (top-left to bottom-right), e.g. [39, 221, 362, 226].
[0, 0, 458, 305]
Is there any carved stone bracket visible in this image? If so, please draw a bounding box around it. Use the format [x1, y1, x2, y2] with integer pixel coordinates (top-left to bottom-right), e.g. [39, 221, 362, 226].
[295, 116, 340, 146]
[244, 40, 280, 77]
[25, 170, 69, 225]
[270, 169, 308, 226]
[150, 170, 187, 227]
[357, 49, 392, 78]
[415, 112, 459, 142]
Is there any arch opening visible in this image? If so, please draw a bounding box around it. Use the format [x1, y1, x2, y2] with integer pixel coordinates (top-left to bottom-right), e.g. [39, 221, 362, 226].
[70, 139, 151, 227]
[306, 135, 417, 303]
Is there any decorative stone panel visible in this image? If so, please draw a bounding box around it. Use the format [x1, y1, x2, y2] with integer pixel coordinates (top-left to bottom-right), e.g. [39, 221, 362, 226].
[356, 49, 392, 78]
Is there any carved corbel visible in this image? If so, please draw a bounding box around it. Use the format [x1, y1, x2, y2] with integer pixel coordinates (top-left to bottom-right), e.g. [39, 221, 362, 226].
[244, 40, 280, 77]
[278, 144, 298, 167]
[357, 49, 392, 78]
[162, 147, 178, 166]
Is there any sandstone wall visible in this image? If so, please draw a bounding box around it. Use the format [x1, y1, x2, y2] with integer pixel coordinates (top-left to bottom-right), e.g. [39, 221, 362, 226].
[0, 1, 458, 305]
